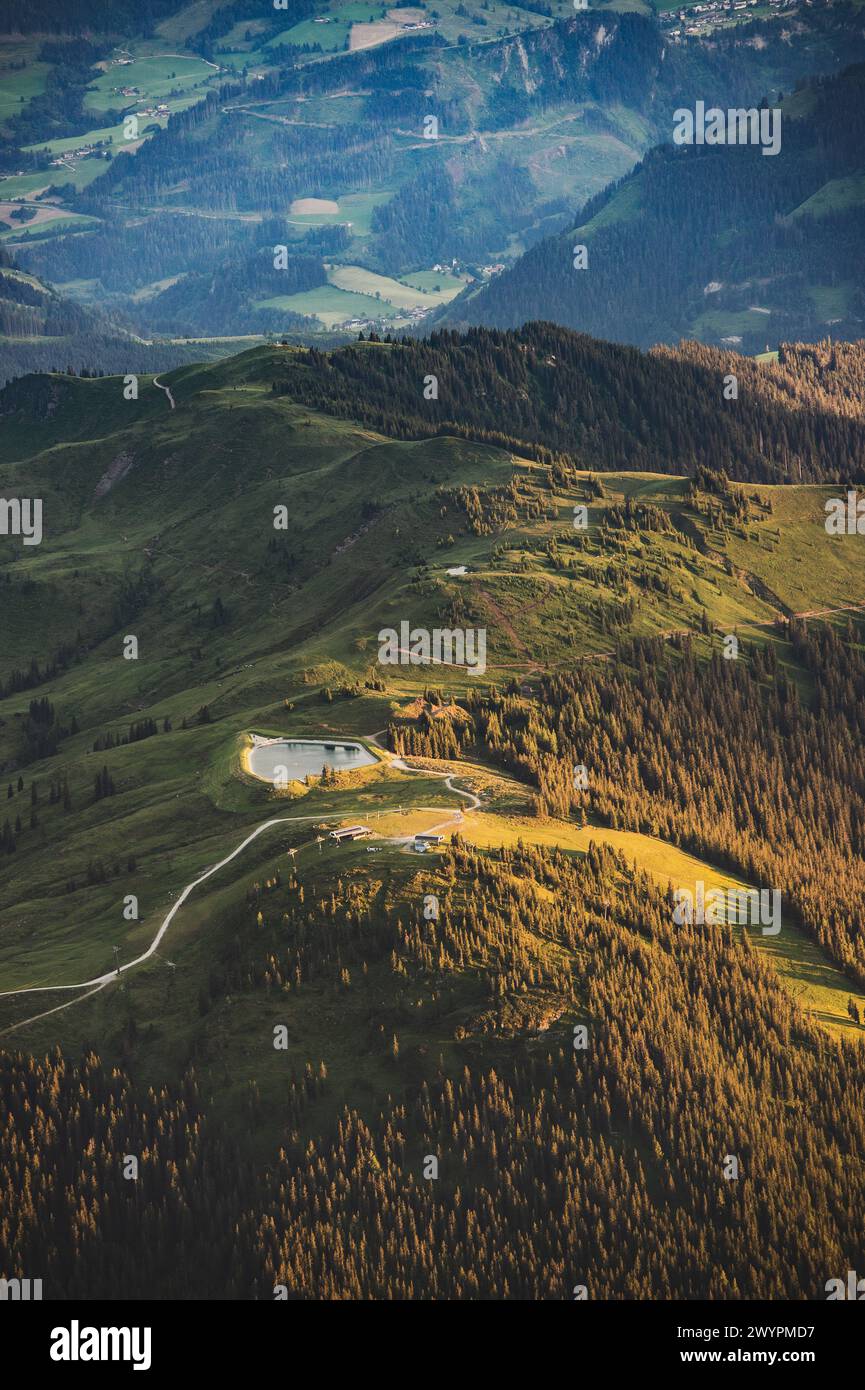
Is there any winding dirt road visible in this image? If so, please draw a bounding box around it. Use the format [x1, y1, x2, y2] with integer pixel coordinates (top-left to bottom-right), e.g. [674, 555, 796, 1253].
[0, 741, 479, 1034]
[153, 374, 175, 409]
[9, 579, 860, 1034]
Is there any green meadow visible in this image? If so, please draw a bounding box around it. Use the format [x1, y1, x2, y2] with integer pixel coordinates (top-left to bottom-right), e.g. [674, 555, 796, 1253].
[83, 55, 217, 116]
[257, 263, 467, 326]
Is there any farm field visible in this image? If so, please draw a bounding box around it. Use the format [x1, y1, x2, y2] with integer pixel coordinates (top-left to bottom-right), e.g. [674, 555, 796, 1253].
[0, 54, 50, 123]
[82, 54, 217, 116]
[255, 284, 388, 327]
[0, 200, 71, 229]
[0, 210, 101, 241]
[271, 2, 433, 53]
[286, 191, 393, 234]
[256, 262, 464, 326]
[326, 263, 466, 307]
[788, 172, 865, 220]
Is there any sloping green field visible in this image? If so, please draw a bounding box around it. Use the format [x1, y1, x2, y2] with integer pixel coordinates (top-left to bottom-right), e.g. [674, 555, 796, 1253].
[2, 346, 865, 1078]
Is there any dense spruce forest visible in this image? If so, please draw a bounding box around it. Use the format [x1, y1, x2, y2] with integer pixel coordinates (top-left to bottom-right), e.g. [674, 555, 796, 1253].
[269, 325, 865, 483]
[0, 0, 186, 34]
[251, 847, 865, 1298]
[388, 621, 865, 989]
[443, 61, 865, 350]
[4, 831, 865, 1299]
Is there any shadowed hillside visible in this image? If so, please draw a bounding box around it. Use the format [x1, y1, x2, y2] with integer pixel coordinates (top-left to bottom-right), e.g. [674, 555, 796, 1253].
[439, 62, 865, 350]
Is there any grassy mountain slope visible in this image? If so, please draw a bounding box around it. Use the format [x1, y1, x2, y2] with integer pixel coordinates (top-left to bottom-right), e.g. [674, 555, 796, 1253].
[2, 336, 865, 1020]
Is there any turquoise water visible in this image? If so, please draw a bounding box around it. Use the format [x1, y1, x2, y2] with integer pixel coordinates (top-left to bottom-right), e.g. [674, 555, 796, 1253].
[249, 739, 376, 783]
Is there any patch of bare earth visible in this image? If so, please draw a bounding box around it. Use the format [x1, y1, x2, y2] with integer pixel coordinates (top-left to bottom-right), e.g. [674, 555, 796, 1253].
[289, 197, 339, 214]
[94, 451, 135, 499]
[349, 21, 400, 51]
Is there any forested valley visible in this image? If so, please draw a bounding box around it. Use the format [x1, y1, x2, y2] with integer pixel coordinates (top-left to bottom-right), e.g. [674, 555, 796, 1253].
[443, 61, 865, 350]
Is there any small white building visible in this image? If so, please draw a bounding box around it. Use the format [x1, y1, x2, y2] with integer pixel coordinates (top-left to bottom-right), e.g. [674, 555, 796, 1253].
[414, 833, 444, 851]
[330, 825, 371, 842]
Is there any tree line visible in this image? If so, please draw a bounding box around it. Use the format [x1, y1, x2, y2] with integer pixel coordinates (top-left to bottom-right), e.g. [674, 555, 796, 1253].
[270, 323, 865, 482]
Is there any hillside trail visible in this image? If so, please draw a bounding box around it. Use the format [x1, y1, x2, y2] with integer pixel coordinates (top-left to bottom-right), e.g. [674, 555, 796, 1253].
[0, 740, 479, 1033]
[155, 52, 220, 68]
[472, 580, 560, 675]
[746, 599, 865, 625]
[6, 592, 865, 1033]
[153, 374, 175, 409]
[473, 584, 533, 660]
